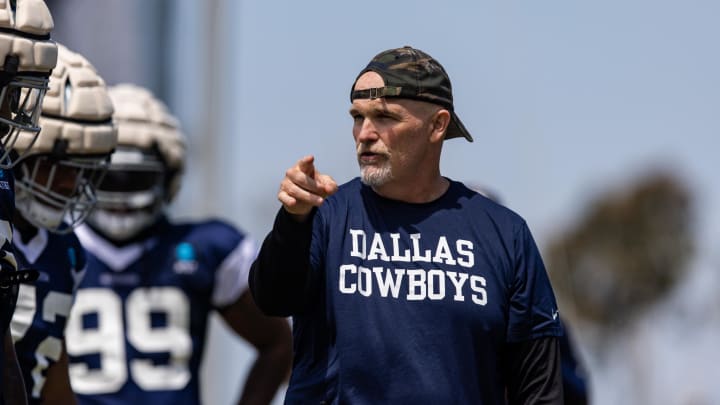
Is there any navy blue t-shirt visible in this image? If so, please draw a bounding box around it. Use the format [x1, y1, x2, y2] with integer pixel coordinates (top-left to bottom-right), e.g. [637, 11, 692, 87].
[286, 178, 562, 404]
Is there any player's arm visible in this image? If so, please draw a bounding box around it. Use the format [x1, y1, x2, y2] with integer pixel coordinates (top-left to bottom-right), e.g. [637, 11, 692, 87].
[504, 336, 563, 405]
[249, 156, 336, 316]
[4, 329, 28, 405]
[219, 291, 292, 405]
[40, 344, 77, 405]
[504, 221, 564, 404]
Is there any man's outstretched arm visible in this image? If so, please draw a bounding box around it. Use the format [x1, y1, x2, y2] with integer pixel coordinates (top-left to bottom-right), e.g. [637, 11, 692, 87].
[249, 207, 316, 316]
[249, 155, 336, 317]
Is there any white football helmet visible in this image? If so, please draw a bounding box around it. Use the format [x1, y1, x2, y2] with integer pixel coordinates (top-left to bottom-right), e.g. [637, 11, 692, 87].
[87, 84, 186, 241]
[0, 0, 58, 168]
[13, 43, 117, 233]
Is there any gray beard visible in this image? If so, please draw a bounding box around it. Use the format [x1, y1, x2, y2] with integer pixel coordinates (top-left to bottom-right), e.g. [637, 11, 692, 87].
[359, 164, 393, 187]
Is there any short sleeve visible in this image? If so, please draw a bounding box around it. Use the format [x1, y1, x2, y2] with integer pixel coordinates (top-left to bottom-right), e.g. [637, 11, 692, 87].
[506, 222, 563, 342]
[212, 237, 258, 307]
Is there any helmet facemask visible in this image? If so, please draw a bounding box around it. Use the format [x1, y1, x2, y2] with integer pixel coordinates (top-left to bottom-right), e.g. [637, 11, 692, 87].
[9, 43, 121, 233]
[0, 71, 49, 169]
[14, 154, 109, 234]
[88, 147, 167, 242]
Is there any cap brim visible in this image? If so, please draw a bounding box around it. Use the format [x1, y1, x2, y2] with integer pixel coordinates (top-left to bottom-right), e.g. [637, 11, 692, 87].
[445, 111, 473, 142]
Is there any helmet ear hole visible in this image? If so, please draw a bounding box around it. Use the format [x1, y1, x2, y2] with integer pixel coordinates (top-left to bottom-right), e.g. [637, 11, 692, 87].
[150, 141, 167, 167]
[3, 55, 19, 75]
[50, 138, 69, 158]
[64, 78, 72, 109]
[148, 141, 178, 203]
[164, 168, 182, 203]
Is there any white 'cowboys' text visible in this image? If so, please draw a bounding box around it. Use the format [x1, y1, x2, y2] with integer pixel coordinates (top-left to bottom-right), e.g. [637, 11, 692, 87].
[339, 230, 487, 305]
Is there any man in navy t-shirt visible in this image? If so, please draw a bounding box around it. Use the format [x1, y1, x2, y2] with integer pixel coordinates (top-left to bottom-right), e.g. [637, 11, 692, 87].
[250, 46, 564, 404]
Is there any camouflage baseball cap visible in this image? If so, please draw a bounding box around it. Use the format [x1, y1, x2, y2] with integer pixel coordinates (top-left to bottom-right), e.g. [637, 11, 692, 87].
[350, 46, 473, 142]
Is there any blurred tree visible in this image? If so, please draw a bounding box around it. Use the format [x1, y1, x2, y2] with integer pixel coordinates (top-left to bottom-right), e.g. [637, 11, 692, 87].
[545, 171, 694, 327]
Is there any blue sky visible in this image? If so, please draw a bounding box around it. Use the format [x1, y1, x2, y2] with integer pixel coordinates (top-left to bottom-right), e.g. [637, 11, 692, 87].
[49, 1, 719, 403]
[203, 5, 720, 399]
[200, 0, 719, 258]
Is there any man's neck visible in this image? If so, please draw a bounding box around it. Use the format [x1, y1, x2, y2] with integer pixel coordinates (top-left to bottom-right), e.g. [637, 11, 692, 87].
[12, 214, 39, 245]
[372, 176, 449, 204]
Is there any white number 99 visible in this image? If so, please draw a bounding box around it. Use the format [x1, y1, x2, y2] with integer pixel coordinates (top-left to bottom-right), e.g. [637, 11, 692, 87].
[66, 287, 192, 394]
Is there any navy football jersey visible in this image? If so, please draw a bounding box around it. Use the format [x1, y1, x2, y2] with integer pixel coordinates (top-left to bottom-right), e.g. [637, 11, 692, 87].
[66, 217, 256, 405]
[10, 227, 86, 403]
[0, 165, 17, 308]
[0, 164, 17, 401]
[0, 165, 16, 275]
[286, 178, 563, 403]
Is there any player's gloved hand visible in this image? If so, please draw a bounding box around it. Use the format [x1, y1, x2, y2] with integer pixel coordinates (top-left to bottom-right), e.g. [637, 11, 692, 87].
[278, 155, 337, 222]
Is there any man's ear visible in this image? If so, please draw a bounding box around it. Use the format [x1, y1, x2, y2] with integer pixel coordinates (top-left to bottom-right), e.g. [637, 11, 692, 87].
[430, 109, 451, 143]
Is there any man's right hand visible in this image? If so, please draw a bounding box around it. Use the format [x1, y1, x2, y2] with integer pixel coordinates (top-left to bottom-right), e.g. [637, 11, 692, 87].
[278, 155, 337, 222]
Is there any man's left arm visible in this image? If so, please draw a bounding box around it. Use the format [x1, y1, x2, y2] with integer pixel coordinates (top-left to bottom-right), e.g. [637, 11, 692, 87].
[219, 291, 293, 405]
[504, 336, 563, 405]
[505, 221, 564, 404]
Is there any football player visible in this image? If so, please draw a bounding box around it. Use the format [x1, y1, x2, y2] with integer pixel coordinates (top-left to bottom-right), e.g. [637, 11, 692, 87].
[9, 43, 116, 405]
[0, 0, 58, 403]
[65, 84, 292, 405]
